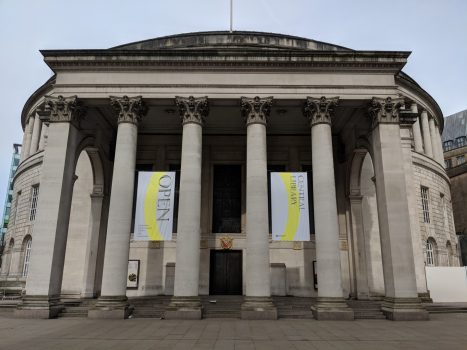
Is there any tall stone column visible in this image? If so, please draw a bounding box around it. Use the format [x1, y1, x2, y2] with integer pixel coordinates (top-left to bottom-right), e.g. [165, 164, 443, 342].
[429, 116, 440, 163]
[15, 95, 84, 318]
[304, 96, 353, 320]
[420, 110, 433, 158]
[29, 114, 42, 155]
[368, 97, 428, 320]
[410, 103, 424, 153]
[239, 96, 277, 320]
[399, 110, 431, 302]
[38, 119, 48, 151]
[20, 114, 35, 161]
[165, 96, 209, 320]
[89, 96, 146, 319]
[434, 123, 445, 166]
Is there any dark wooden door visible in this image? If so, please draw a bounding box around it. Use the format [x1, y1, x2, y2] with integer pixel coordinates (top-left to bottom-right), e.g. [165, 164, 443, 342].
[209, 250, 242, 295]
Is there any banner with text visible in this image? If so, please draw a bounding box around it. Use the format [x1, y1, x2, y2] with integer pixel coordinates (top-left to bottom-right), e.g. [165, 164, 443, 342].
[271, 172, 310, 241]
[134, 171, 176, 241]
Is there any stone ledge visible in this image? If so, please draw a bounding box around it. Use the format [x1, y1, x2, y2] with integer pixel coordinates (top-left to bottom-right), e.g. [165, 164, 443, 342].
[241, 296, 277, 320]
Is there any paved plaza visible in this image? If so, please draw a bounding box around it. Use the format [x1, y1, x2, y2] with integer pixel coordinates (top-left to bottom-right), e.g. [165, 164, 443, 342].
[0, 314, 466, 350]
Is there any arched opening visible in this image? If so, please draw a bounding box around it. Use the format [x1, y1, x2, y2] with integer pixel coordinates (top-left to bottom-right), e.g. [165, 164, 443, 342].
[61, 145, 107, 299]
[348, 148, 384, 299]
[426, 238, 437, 266]
[21, 236, 32, 278]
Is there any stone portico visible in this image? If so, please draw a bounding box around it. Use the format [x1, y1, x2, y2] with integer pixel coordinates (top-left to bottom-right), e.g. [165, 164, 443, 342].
[4, 32, 457, 321]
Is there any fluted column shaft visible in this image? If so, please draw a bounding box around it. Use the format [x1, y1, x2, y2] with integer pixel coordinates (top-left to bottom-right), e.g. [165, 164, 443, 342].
[420, 110, 433, 157]
[38, 121, 48, 151]
[434, 124, 445, 166]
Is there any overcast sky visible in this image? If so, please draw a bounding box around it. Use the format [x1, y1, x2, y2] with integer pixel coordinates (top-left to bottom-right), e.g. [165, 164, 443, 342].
[0, 0, 466, 214]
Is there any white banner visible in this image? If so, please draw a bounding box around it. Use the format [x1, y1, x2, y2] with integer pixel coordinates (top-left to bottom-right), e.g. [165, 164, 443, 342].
[271, 172, 310, 241]
[134, 171, 176, 241]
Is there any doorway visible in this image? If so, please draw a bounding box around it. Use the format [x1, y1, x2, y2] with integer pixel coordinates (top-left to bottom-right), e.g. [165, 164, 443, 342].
[209, 250, 242, 295]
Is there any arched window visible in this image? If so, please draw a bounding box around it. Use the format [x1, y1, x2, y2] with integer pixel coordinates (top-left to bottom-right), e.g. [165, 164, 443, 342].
[21, 237, 32, 278]
[426, 238, 437, 266]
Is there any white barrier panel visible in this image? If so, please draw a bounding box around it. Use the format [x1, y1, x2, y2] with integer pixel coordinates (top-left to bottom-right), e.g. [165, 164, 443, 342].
[425, 267, 467, 302]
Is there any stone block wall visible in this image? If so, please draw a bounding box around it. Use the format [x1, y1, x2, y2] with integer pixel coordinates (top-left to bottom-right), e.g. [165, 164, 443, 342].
[412, 159, 459, 266]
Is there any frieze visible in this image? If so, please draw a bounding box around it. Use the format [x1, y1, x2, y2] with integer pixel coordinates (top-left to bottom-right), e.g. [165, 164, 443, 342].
[241, 96, 273, 126]
[175, 96, 209, 126]
[303, 96, 339, 127]
[110, 95, 147, 125]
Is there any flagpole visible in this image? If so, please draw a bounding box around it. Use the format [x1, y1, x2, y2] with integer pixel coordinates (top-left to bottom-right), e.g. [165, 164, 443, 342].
[230, 0, 233, 33]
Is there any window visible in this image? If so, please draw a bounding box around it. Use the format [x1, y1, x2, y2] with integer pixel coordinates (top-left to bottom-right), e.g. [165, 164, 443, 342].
[22, 238, 32, 278]
[426, 239, 436, 266]
[446, 241, 453, 267]
[29, 185, 39, 221]
[456, 136, 466, 148]
[443, 140, 454, 151]
[421, 186, 430, 223]
[445, 159, 452, 169]
[457, 155, 465, 166]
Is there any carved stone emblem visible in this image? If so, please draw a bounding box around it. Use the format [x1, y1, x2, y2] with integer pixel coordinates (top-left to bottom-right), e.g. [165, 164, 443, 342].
[220, 235, 233, 250]
[175, 96, 209, 125]
[368, 97, 404, 128]
[303, 96, 339, 127]
[110, 95, 147, 125]
[43, 95, 86, 125]
[241, 96, 273, 126]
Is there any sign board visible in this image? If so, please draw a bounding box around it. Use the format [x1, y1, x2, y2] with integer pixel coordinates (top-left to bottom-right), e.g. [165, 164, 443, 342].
[127, 260, 140, 289]
[271, 172, 310, 241]
[134, 171, 176, 241]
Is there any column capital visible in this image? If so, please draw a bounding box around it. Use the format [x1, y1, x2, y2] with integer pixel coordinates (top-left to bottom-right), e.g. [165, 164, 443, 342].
[241, 96, 273, 126]
[110, 95, 147, 125]
[368, 97, 404, 128]
[175, 96, 209, 126]
[43, 95, 86, 125]
[303, 96, 339, 127]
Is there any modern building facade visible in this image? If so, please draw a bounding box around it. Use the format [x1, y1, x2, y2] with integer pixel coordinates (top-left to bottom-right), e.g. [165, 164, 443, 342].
[0, 144, 22, 262]
[1, 32, 458, 321]
[442, 109, 467, 265]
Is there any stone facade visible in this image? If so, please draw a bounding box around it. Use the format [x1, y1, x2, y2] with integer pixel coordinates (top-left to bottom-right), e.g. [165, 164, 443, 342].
[1, 31, 457, 321]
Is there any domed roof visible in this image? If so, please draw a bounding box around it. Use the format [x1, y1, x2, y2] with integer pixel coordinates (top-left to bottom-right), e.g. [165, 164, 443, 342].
[111, 31, 352, 51]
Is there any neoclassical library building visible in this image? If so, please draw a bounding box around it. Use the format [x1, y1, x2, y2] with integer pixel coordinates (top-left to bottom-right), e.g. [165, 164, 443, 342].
[1, 31, 459, 321]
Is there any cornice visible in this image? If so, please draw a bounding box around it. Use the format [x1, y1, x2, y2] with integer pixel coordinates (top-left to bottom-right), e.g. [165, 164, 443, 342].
[41, 49, 409, 73]
[412, 151, 450, 184]
[396, 72, 443, 131]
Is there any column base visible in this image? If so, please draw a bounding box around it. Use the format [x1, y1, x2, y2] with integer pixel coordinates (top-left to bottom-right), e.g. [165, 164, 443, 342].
[418, 292, 433, 303]
[164, 296, 202, 320]
[381, 297, 429, 321]
[311, 297, 354, 321]
[241, 296, 277, 320]
[15, 295, 63, 319]
[88, 296, 131, 319]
